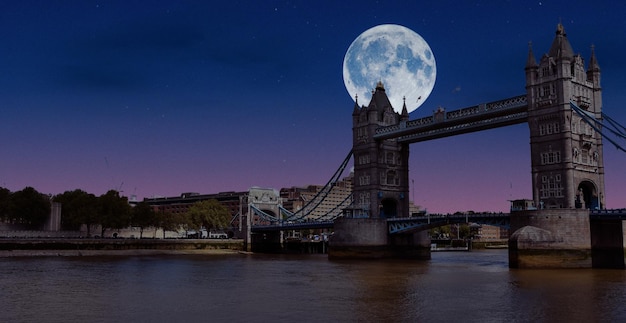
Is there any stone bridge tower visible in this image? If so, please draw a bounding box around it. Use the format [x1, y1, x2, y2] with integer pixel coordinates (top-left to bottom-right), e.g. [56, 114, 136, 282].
[525, 23, 605, 210]
[351, 81, 410, 218]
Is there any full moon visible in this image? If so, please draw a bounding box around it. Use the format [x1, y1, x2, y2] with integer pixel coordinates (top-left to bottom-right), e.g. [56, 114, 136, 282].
[343, 24, 436, 113]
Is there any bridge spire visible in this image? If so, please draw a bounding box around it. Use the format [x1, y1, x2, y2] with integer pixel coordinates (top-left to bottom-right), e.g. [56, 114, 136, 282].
[525, 41, 537, 69]
[352, 94, 360, 116]
[401, 96, 409, 119]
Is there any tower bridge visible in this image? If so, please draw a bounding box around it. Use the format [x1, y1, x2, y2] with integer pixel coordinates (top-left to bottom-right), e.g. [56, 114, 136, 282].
[245, 24, 625, 268]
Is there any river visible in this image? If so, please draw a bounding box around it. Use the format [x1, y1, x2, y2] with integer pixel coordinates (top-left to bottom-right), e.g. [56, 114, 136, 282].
[1, 250, 624, 322]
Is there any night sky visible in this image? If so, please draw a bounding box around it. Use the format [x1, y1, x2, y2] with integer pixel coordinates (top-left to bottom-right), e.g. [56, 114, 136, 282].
[1, 1, 625, 213]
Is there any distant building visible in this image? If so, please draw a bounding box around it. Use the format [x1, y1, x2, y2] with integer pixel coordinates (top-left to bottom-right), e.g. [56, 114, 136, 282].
[280, 174, 353, 219]
[476, 224, 509, 240]
[510, 199, 537, 211]
[141, 191, 247, 228]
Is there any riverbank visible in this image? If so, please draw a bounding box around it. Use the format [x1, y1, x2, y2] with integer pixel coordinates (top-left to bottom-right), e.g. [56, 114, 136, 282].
[0, 238, 244, 257]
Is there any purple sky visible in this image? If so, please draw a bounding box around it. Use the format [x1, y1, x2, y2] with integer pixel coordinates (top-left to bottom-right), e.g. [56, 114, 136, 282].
[1, 1, 625, 214]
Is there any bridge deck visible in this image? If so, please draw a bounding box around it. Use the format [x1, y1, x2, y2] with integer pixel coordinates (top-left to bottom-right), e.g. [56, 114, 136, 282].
[249, 209, 625, 233]
[374, 95, 528, 143]
[590, 209, 626, 220]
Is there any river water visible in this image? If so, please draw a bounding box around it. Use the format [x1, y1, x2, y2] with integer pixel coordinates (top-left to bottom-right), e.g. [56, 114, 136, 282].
[1, 250, 624, 323]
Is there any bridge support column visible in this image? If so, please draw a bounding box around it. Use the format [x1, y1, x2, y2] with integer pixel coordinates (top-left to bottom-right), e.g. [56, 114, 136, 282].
[509, 209, 593, 268]
[328, 218, 430, 259]
[590, 218, 625, 269]
[250, 232, 282, 253]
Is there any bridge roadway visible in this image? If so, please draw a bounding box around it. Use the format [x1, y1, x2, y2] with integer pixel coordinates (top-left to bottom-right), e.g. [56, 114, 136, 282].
[250, 213, 510, 234]
[250, 209, 626, 234]
[374, 95, 528, 143]
[590, 208, 626, 220]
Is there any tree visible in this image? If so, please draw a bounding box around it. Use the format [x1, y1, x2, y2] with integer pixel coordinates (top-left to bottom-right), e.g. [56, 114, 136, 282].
[186, 199, 230, 231]
[131, 202, 155, 238]
[10, 187, 51, 229]
[53, 189, 97, 233]
[0, 187, 11, 223]
[458, 224, 470, 239]
[156, 209, 188, 238]
[96, 190, 131, 237]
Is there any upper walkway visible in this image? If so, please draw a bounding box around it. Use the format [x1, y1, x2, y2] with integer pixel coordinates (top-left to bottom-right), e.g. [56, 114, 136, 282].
[374, 95, 528, 143]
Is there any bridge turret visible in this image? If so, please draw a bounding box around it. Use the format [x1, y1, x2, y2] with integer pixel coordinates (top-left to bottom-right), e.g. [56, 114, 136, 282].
[525, 42, 538, 88]
[586, 45, 602, 99]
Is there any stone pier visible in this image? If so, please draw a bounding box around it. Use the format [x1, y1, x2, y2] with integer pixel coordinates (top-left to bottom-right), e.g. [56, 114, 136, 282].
[509, 209, 625, 269]
[328, 218, 430, 259]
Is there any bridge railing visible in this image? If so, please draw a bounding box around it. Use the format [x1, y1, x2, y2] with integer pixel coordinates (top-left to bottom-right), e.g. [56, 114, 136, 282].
[590, 208, 626, 220]
[387, 213, 510, 234]
[374, 95, 527, 138]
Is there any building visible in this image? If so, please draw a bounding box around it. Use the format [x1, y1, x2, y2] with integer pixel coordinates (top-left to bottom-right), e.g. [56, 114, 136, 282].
[280, 174, 353, 220]
[475, 224, 509, 240]
[141, 191, 247, 228]
[510, 199, 537, 211]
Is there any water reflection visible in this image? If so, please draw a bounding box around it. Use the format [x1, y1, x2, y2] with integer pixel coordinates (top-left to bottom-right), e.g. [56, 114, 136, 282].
[0, 251, 624, 322]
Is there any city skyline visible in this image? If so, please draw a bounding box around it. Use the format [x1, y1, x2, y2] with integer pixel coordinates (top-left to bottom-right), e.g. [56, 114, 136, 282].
[2, 1, 625, 213]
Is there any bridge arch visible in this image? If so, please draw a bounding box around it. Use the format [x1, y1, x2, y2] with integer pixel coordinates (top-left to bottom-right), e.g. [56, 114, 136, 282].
[380, 197, 398, 218]
[577, 180, 600, 210]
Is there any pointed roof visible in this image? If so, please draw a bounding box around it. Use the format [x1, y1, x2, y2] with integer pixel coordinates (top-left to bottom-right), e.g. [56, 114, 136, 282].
[525, 41, 537, 69]
[352, 94, 360, 116]
[401, 96, 409, 118]
[367, 81, 393, 112]
[588, 45, 600, 72]
[548, 23, 574, 60]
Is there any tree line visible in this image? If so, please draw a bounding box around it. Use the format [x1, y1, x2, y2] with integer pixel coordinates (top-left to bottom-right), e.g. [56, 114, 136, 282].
[0, 187, 231, 238]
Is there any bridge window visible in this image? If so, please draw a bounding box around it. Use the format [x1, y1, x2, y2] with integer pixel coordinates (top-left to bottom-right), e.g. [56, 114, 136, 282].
[540, 174, 564, 198]
[357, 127, 368, 141]
[358, 193, 370, 209]
[359, 175, 370, 185]
[386, 152, 395, 165]
[541, 151, 561, 165]
[358, 154, 370, 165]
[385, 170, 399, 186]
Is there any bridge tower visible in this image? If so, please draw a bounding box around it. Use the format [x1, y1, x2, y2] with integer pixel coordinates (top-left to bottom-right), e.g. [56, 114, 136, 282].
[330, 81, 430, 259]
[351, 81, 410, 219]
[510, 24, 622, 269]
[525, 23, 605, 210]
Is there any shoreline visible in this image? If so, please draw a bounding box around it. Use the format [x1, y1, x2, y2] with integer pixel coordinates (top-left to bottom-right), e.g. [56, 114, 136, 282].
[0, 238, 245, 258]
[0, 248, 243, 258]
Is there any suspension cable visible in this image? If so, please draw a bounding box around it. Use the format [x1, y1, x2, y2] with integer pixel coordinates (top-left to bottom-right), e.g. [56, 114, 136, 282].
[570, 102, 626, 153]
[285, 149, 353, 221]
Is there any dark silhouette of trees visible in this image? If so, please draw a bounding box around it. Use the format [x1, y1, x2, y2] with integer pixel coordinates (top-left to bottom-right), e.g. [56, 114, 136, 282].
[0, 187, 11, 223]
[53, 189, 97, 233]
[97, 190, 131, 237]
[9, 187, 50, 229]
[131, 201, 155, 238]
[1, 186, 235, 239]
